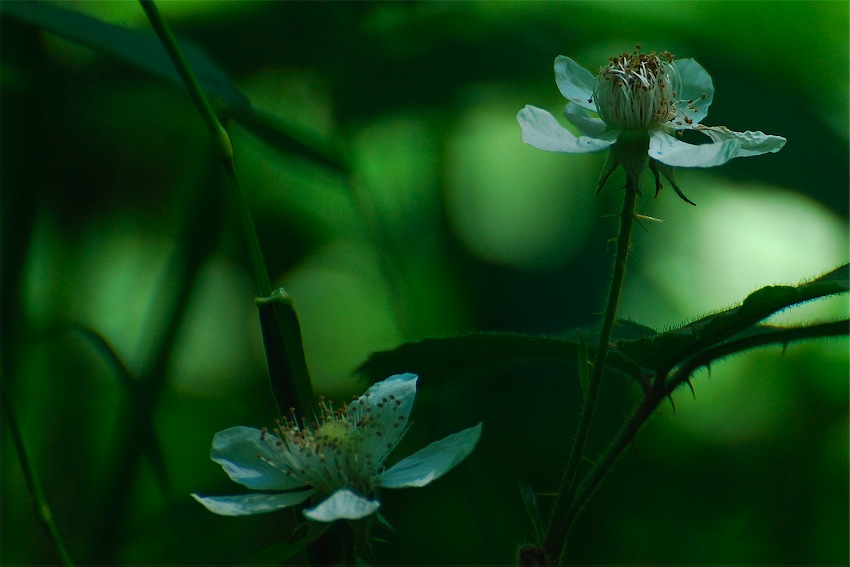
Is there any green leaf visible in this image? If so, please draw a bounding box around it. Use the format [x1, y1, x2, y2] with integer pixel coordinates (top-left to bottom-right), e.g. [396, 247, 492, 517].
[256, 288, 315, 414]
[1, 382, 74, 566]
[2, 1, 347, 173]
[223, 106, 349, 175]
[73, 325, 136, 394]
[611, 319, 659, 341]
[73, 325, 170, 496]
[356, 332, 641, 383]
[518, 479, 545, 547]
[1, 1, 249, 111]
[616, 264, 849, 371]
[722, 320, 848, 345]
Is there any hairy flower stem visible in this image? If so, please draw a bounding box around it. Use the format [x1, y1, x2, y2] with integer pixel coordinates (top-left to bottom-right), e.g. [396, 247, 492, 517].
[544, 179, 638, 563]
[138, 0, 272, 297]
[552, 324, 850, 566]
[556, 384, 663, 565]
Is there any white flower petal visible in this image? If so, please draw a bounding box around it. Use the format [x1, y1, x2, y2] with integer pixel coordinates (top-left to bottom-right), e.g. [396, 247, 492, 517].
[694, 125, 786, 157]
[378, 423, 482, 489]
[191, 489, 315, 516]
[563, 103, 608, 138]
[211, 426, 307, 491]
[302, 489, 380, 522]
[554, 56, 597, 111]
[361, 373, 417, 410]
[355, 373, 417, 463]
[649, 131, 741, 168]
[518, 105, 616, 153]
[671, 58, 714, 126]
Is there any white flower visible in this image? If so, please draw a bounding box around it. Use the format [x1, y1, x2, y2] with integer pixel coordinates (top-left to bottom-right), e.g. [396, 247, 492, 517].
[192, 373, 482, 522]
[517, 48, 786, 203]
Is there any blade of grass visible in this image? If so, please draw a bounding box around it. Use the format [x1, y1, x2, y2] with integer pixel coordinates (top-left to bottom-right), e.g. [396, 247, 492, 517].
[2, 382, 74, 566]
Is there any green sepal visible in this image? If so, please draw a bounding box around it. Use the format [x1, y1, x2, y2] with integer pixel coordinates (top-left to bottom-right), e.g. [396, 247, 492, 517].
[651, 160, 696, 205]
[256, 289, 314, 413]
[614, 129, 650, 189]
[595, 149, 619, 194]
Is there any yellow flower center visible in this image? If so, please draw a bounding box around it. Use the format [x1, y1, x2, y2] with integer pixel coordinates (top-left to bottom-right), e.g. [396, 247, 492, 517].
[315, 419, 356, 452]
[262, 397, 380, 494]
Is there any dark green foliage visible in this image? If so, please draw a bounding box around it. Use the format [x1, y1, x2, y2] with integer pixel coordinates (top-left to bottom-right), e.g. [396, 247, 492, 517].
[3, 2, 847, 565]
[1, 1, 249, 110]
[357, 332, 639, 383]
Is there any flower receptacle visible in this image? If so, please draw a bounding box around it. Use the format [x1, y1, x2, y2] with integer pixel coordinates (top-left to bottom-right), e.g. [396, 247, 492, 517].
[614, 129, 650, 189]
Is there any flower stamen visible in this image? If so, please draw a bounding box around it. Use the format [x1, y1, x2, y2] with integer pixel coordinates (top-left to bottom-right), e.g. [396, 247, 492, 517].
[594, 47, 679, 130]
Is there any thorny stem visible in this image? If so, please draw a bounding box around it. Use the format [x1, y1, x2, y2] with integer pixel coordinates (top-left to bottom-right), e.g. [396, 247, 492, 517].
[667, 320, 850, 397]
[557, 384, 663, 558]
[544, 179, 639, 563]
[555, 321, 849, 565]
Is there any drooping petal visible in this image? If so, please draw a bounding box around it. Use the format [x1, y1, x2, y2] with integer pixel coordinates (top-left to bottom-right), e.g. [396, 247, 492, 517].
[554, 56, 598, 112]
[191, 489, 315, 516]
[302, 488, 380, 522]
[563, 103, 608, 138]
[518, 105, 616, 153]
[694, 125, 786, 157]
[649, 131, 741, 168]
[211, 426, 307, 491]
[671, 58, 714, 126]
[378, 423, 482, 489]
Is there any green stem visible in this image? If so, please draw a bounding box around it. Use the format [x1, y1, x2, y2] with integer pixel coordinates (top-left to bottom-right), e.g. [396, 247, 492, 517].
[2, 382, 74, 566]
[557, 386, 663, 561]
[544, 179, 638, 562]
[138, 0, 271, 297]
[555, 320, 850, 565]
[667, 319, 850, 396]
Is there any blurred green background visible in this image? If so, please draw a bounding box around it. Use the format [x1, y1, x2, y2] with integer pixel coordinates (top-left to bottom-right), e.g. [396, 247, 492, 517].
[3, 1, 848, 565]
